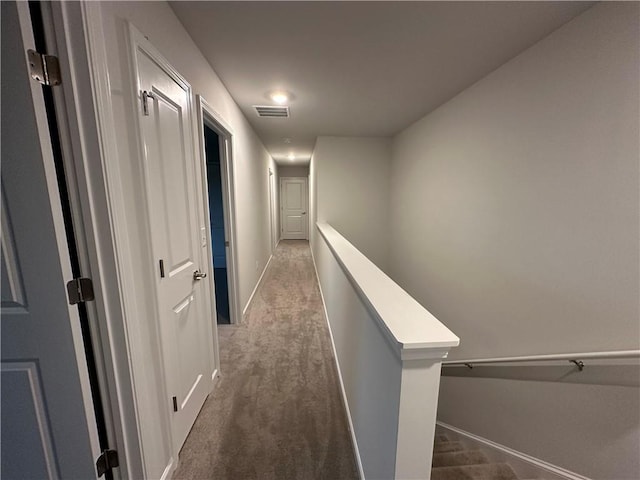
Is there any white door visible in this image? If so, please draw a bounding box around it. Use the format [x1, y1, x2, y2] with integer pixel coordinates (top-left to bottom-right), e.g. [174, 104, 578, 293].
[1, 2, 100, 478]
[280, 177, 308, 240]
[133, 31, 214, 453]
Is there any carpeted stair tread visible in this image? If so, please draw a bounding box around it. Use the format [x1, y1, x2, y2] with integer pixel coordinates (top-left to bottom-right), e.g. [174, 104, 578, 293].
[432, 449, 490, 467]
[431, 462, 518, 480]
[433, 441, 466, 453]
[435, 434, 451, 443]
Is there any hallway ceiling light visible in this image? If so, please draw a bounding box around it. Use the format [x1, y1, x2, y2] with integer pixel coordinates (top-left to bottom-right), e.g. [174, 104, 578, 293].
[287, 153, 295, 161]
[270, 91, 289, 104]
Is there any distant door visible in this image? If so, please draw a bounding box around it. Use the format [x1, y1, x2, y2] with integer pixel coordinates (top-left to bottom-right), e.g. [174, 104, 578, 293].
[280, 177, 308, 240]
[133, 30, 214, 452]
[1, 2, 100, 478]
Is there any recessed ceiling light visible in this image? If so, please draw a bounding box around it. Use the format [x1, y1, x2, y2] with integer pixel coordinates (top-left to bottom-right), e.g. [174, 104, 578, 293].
[270, 91, 289, 104]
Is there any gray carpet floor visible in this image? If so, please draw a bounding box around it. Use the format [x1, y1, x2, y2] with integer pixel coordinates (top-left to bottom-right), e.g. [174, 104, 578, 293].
[173, 240, 360, 480]
[432, 434, 518, 480]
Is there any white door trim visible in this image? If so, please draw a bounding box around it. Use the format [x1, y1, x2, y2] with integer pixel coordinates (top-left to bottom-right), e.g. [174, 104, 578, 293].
[8, 2, 102, 475]
[36, 2, 144, 478]
[196, 95, 241, 329]
[126, 24, 186, 469]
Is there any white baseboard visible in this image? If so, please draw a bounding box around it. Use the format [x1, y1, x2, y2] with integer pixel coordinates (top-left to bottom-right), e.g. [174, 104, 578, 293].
[161, 458, 175, 480]
[436, 422, 591, 480]
[242, 254, 273, 316]
[310, 247, 365, 480]
[211, 368, 221, 386]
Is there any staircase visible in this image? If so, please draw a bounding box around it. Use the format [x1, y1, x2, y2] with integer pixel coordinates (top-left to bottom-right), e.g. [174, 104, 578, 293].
[431, 434, 519, 480]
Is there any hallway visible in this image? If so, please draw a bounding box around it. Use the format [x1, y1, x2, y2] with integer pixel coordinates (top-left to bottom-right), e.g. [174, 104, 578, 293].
[173, 240, 359, 479]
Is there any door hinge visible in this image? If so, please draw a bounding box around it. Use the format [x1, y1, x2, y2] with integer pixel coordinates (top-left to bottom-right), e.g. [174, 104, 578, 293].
[141, 90, 155, 116]
[172, 396, 178, 412]
[27, 49, 61, 86]
[96, 449, 119, 477]
[159, 259, 165, 278]
[66, 278, 95, 305]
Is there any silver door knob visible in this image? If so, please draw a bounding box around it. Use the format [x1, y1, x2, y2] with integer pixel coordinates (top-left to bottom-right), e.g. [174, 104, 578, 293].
[193, 270, 207, 280]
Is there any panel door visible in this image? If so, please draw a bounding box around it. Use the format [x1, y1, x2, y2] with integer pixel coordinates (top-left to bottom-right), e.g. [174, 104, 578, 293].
[0, 2, 100, 478]
[280, 177, 308, 240]
[135, 39, 214, 452]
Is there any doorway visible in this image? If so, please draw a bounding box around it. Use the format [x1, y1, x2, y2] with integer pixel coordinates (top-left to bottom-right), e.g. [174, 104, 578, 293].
[280, 177, 308, 240]
[197, 95, 241, 326]
[131, 25, 216, 454]
[204, 127, 230, 324]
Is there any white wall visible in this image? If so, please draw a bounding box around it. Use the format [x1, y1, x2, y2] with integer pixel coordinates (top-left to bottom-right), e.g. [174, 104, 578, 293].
[313, 136, 391, 269]
[388, 3, 639, 478]
[438, 374, 639, 479]
[97, 2, 276, 476]
[278, 165, 309, 177]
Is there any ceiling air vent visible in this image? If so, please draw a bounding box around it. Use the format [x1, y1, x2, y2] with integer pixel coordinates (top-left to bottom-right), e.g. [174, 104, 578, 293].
[254, 105, 290, 118]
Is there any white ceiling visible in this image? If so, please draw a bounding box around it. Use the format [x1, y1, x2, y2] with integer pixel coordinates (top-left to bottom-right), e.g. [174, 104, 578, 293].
[170, 1, 594, 165]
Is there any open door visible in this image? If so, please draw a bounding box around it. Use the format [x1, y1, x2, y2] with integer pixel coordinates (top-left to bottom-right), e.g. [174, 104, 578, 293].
[1, 2, 102, 478]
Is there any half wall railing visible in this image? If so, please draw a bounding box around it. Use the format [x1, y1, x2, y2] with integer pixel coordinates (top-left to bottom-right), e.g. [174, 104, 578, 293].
[312, 223, 459, 480]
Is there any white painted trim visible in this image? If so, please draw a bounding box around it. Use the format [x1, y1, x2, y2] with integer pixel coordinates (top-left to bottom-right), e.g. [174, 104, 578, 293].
[242, 254, 274, 316]
[73, 3, 147, 477]
[15, 1, 102, 471]
[310, 247, 365, 480]
[437, 422, 592, 480]
[197, 95, 241, 327]
[196, 96, 239, 385]
[316, 223, 459, 360]
[268, 167, 279, 252]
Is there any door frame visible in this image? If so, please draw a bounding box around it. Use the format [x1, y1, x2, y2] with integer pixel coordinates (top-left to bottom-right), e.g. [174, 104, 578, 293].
[23, 2, 143, 478]
[196, 95, 241, 328]
[268, 167, 278, 251]
[279, 176, 309, 240]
